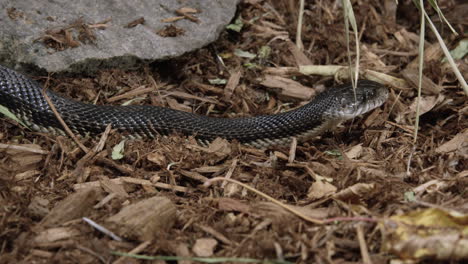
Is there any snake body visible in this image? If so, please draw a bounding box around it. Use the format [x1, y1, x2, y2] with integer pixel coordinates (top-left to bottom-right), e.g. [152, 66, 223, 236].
[0, 65, 388, 147]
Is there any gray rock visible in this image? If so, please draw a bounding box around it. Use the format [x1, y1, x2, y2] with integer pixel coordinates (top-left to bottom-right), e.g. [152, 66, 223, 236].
[0, 0, 239, 73]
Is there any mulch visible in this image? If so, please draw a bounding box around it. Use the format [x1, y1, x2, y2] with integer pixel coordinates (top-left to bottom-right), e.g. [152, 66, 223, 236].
[0, 0, 466, 263]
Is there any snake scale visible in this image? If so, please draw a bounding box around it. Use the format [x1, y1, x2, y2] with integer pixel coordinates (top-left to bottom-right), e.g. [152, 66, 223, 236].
[0, 65, 388, 147]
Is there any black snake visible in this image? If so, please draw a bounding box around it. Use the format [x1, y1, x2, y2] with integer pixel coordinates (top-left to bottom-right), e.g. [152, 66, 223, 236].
[0, 65, 388, 147]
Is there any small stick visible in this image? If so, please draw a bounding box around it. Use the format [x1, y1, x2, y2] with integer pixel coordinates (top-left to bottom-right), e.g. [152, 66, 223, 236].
[112, 241, 151, 264]
[356, 224, 373, 264]
[41, 88, 89, 153]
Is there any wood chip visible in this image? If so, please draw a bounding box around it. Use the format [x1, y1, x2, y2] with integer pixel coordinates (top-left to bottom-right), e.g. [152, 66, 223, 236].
[34, 227, 81, 245]
[166, 96, 192, 112]
[217, 197, 250, 213]
[333, 183, 376, 204]
[106, 196, 176, 241]
[263, 67, 301, 77]
[28, 196, 50, 218]
[40, 188, 101, 228]
[74, 177, 189, 193]
[160, 16, 185, 23]
[224, 69, 241, 99]
[192, 165, 226, 174]
[30, 249, 54, 258]
[286, 40, 312, 66]
[15, 170, 41, 181]
[125, 17, 145, 28]
[402, 68, 443, 95]
[179, 169, 209, 183]
[0, 143, 48, 154]
[147, 152, 167, 167]
[254, 202, 330, 220]
[100, 177, 129, 197]
[107, 86, 153, 102]
[260, 74, 315, 100]
[165, 90, 219, 104]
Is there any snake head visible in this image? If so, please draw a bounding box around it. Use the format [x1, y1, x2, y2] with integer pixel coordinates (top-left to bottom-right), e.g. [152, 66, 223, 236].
[324, 80, 389, 120]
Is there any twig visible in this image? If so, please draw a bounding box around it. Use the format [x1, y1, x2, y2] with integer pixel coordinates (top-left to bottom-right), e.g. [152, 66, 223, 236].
[113, 241, 151, 264]
[288, 137, 297, 163]
[41, 88, 89, 153]
[356, 224, 373, 264]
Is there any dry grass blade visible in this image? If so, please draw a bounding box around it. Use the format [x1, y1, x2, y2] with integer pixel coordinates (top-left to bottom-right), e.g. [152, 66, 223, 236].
[424, 9, 467, 95]
[204, 177, 324, 225]
[342, 0, 360, 88]
[295, 0, 305, 50]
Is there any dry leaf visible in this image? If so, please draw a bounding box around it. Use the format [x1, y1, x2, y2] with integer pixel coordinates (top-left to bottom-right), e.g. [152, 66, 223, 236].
[408, 94, 444, 116]
[436, 129, 468, 154]
[380, 208, 468, 260]
[345, 144, 363, 159]
[147, 152, 167, 166]
[333, 183, 375, 204]
[192, 238, 218, 257]
[307, 180, 337, 200]
[206, 138, 231, 157]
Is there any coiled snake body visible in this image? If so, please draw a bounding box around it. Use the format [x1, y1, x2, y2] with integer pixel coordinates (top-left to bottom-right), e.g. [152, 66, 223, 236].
[0, 65, 388, 147]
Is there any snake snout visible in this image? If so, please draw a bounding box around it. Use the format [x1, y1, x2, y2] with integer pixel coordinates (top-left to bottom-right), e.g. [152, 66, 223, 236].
[331, 81, 389, 120]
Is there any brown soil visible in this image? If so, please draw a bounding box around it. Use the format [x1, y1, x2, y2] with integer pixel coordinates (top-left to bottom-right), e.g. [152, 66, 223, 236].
[0, 0, 466, 263]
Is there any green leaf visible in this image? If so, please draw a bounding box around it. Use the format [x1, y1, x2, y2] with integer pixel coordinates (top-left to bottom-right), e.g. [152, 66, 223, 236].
[258, 45, 272, 60]
[243, 62, 259, 69]
[404, 191, 416, 202]
[234, 49, 257, 59]
[324, 149, 342, 157]
[446, 39, 468, 61]
[226, 16, 243, 32]
[208, 78, 227, 85]
[0, 105, 28, 128]
[111, 140, 125, 160]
